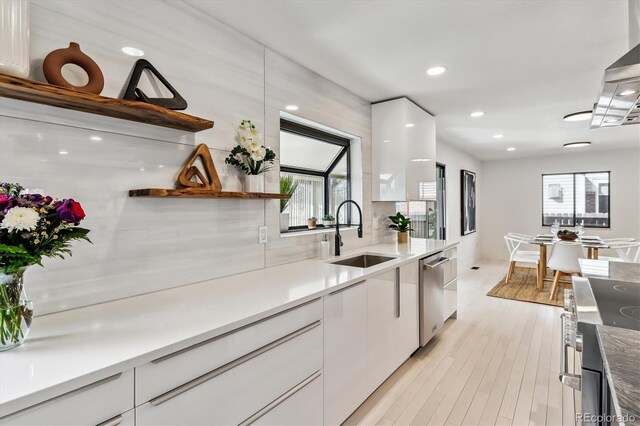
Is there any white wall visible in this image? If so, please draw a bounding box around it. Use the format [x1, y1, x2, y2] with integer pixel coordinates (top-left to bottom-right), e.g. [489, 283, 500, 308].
[436, 141, 483, 269]
[0, 0, 373, 314]
[480, 147, 640, 260]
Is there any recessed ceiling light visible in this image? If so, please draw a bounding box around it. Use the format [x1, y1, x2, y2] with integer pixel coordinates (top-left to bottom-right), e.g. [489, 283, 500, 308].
[411, 158, 431, 162]
[426, 65, 447, 76]
[563, 141, 591, 148]
[383, 140, 391, 143]
[493, 134, 504, 139]
[563, 110, 592, 121]
[470, 111, 484, 117]
[285, 105, 299, 111]
[140, 168, 145, 172]
[605, 118, 619, 123]
[506, 147, 516, 152]
[619, 89, 638, 96]
[158, 164, 164, 168]
[405, 123, 415, 127]
[58, 151, 68, 155]
[90, 136, 102, 141]
[122, 46, 144, 57]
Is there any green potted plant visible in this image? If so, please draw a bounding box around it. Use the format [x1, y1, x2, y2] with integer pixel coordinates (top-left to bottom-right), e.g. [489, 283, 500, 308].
[388, 212, 414, 244]
[279, 176, 298, 233]
[307, 216, 317, 229]
[321, 213, 335, 227]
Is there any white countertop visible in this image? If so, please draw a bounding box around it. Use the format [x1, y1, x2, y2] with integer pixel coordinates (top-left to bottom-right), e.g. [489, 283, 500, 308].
[0, 239, 456, 417]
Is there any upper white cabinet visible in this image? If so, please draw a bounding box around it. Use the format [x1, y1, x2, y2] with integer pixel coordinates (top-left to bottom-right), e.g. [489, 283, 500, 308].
[372, 97, 436, 201]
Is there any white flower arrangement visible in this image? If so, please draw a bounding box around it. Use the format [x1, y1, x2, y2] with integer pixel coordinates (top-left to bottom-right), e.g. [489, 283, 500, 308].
[0, 207, 40, 232]
[226, 120, 276, 175]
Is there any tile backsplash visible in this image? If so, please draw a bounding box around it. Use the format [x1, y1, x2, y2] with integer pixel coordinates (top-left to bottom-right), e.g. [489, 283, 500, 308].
[0, 0, 381, 315]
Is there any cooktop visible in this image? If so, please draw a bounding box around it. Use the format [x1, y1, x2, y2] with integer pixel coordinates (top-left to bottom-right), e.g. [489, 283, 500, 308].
[588, 278, 640, 331]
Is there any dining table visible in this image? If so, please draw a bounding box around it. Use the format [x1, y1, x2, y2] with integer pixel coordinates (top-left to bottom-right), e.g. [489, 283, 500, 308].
[528, 234, 609, 290]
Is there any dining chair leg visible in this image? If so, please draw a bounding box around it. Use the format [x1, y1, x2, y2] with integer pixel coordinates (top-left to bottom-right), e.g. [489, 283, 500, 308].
[506, 261, 515, 283]
[549, 271, 563, 301]
[535, 262, 539, 285]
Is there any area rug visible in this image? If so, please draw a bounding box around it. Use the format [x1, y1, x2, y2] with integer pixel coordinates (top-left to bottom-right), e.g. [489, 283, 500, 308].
[487, 266, 565, 307]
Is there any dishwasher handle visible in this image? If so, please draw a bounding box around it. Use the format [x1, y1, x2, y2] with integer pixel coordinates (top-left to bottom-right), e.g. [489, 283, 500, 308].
[423, 257, 449, 269]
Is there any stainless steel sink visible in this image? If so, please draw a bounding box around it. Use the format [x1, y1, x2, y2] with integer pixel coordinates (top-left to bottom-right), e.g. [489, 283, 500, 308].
[330, 254, 396, 268]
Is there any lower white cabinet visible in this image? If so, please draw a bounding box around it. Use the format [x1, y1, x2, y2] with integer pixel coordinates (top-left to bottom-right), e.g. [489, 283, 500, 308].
[136, 321, 322, 425]
[0, 370, 134, 426]
[366, 269, 398, 393]
[323, 280, 368, 426]
[367, 261, 419, 394]
[397, 261, 419, 362]
[250, 371, 323, 426]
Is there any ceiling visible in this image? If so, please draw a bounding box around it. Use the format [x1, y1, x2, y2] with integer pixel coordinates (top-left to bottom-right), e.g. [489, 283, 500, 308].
[185, 0, 640, 160]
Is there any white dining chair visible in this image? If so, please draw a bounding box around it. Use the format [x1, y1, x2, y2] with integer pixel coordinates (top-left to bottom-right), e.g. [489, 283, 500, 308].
[504, 235, 539, 284]
[506, 233, 539, 257]
[548, 241, 585, 300]
[598, 239, 638, 262]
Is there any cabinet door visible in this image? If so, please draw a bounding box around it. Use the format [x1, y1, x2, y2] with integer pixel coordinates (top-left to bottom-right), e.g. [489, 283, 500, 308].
[0, 370, 134, 426]
[251, 372, 323, 426]
[323, 281, 368, 426]
[366, 269, 397, 393]
[397, 261, 419, 364]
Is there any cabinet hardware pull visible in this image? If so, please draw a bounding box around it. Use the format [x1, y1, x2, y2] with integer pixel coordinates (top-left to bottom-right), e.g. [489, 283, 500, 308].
[151, 297, 321, 364]
[395, 267, 400, 318]
[329, 280, 365, 295]
[423, 257, 449, 269]
[149, 320, 322, 406]
[96, 414, 123, 426]
[0, 373, 123, 421]
[239, 370, 322, 425]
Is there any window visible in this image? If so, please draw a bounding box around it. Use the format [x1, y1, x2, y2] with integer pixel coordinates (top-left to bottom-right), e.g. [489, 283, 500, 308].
[280, 119, 350, 229]
[542, 171, 610, 228]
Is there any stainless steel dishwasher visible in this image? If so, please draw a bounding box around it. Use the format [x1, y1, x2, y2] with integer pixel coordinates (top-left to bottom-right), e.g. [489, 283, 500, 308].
[419, 250, 457, 346]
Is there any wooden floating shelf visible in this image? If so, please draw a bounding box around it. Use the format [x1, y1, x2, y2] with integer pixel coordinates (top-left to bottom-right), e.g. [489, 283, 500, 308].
[129, 188, 290, 199]
[0, 74, 214, 132]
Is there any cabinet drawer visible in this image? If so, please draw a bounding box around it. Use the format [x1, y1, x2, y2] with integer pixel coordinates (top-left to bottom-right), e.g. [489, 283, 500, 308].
[0, 370, 133, 426]
[245, 371, 323, 426]
[136, 298, 322, 404]
[136, 321, 323, 426]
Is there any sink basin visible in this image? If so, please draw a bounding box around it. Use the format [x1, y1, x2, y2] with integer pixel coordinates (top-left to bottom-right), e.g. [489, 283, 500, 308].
[331, 254, 396, 268]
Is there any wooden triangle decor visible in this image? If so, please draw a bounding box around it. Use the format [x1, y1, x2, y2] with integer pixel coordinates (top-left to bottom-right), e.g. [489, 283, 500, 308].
[176, 144, 222, 192]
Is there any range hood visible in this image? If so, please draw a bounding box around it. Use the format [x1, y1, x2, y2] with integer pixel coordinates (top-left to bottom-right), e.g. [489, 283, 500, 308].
[591, 43, 640, 128]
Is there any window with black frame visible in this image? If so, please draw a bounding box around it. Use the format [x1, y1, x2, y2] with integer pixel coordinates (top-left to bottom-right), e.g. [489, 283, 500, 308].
[542, 171, 610, 228]
[280, 120, 350, 229]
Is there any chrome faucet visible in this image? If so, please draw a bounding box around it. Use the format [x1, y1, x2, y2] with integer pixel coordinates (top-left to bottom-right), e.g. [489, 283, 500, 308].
[335, 200, 363, 256]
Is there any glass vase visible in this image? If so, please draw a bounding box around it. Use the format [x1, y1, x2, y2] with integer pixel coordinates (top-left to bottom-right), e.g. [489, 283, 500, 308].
[0, 268, 33, 351]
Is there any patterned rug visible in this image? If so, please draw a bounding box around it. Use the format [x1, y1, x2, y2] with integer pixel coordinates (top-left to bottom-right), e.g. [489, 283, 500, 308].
[487, 266, 566, 307]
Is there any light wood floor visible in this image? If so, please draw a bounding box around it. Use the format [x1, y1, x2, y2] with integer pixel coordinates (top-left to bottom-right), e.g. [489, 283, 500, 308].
[344, 260, 578, 426]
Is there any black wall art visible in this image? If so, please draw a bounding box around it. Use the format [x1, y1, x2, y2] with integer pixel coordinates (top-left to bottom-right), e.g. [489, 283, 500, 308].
[461, 169, 476, 235]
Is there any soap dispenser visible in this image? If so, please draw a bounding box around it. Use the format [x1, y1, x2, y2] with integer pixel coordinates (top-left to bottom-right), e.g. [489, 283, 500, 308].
[320, 234, 330, 260]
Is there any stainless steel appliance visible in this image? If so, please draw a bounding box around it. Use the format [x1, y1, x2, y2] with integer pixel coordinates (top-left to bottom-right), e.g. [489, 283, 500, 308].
[419, 249, 457, 346]
[562, 276, 640, 425]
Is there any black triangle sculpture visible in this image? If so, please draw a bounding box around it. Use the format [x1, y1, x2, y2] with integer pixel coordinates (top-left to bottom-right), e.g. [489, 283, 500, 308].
[122, 59, 188, 110]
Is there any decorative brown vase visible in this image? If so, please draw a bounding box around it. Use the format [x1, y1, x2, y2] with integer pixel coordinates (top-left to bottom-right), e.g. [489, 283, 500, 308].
[397, 231, 409, 244]
[43, 42, 104, 94]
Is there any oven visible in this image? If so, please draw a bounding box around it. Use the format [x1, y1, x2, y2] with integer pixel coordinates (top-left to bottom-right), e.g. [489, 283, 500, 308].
[562, 282, 606, 426]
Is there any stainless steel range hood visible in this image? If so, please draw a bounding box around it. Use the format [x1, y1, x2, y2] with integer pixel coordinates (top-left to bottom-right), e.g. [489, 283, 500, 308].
[591, 43, 640, 128]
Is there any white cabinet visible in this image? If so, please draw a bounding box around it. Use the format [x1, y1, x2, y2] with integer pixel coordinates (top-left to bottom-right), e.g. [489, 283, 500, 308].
[135, 300, 323, 426]
[366, 269, 397, 393]
[0, 370, 134, 426]
[250, 371, 323, 426]
[372, 97, 436, 201]
[397, 261, 420, 362]
[323, 280, 368, 426]
[366, 261, 419, 393]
